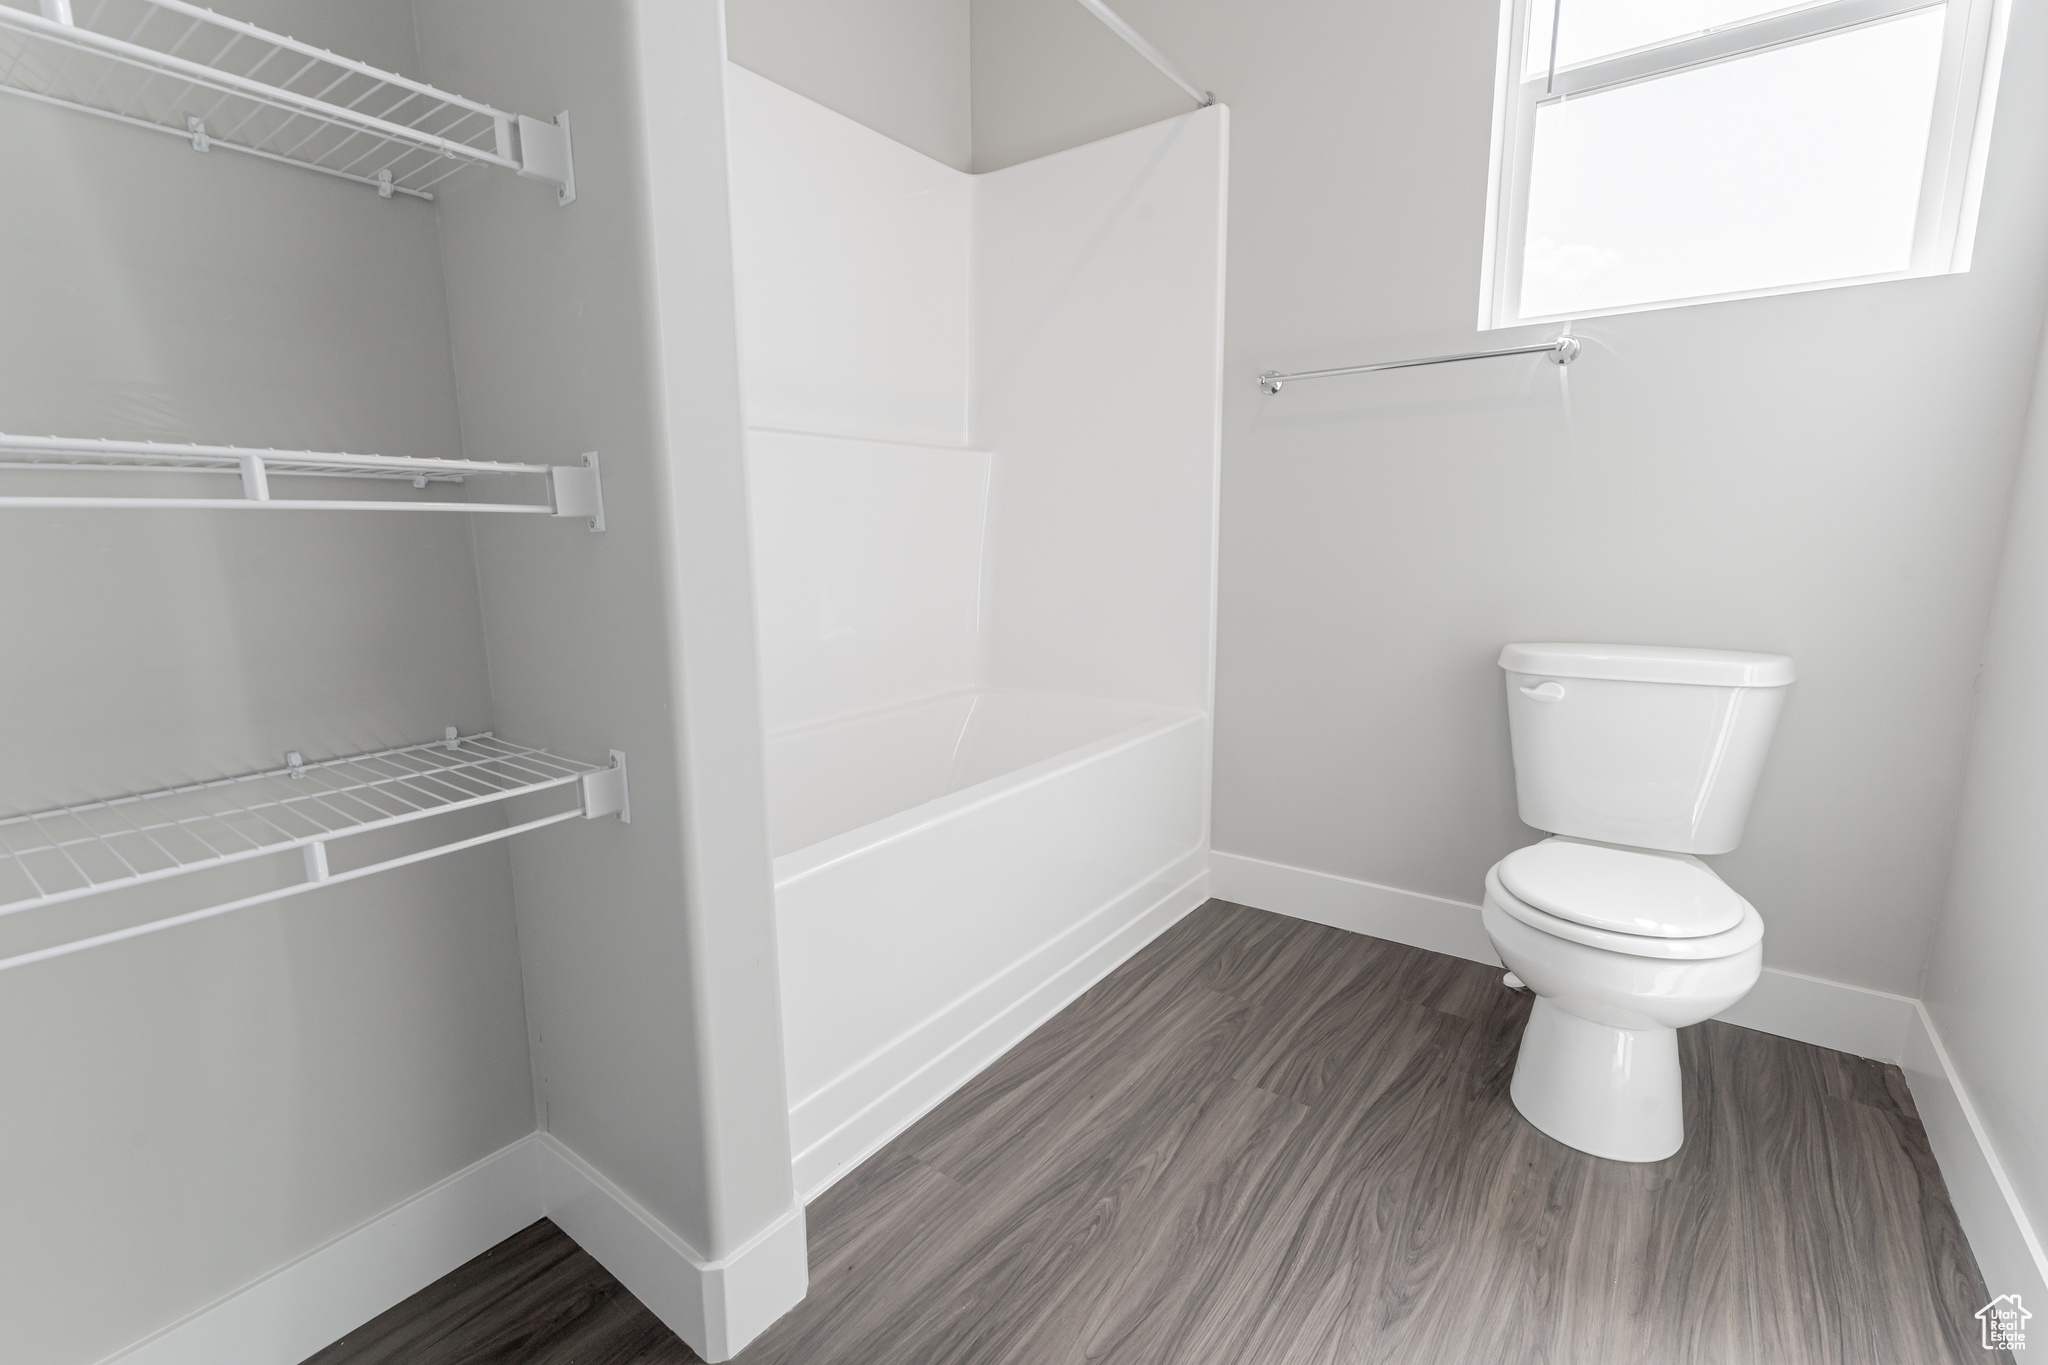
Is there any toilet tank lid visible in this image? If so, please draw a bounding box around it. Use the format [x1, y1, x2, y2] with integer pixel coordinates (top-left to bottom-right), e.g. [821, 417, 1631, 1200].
[1499, 642, 1795, 687]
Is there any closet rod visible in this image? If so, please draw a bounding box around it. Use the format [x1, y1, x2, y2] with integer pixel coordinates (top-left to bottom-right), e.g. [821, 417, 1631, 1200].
[1072, 0, 1212, 106]
[1258, 334, 1581, 394]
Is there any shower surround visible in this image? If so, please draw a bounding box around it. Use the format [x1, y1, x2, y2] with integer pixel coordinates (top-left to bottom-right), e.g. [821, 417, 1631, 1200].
[726, 66, 1228, 1198]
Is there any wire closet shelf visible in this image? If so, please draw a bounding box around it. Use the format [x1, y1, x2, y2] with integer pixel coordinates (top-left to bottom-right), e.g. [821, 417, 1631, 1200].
[0, 0, 573, 201]
[0, 732, 630, 973]
[0, 436, 605, 524]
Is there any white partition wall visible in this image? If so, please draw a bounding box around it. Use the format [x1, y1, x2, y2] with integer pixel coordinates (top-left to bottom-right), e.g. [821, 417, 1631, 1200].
[419, 6, 805, 1359]
[728, 64, 1227, 1199]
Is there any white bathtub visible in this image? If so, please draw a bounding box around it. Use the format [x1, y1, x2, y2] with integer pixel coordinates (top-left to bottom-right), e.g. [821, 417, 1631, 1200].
[769, 689, 1211, 1198]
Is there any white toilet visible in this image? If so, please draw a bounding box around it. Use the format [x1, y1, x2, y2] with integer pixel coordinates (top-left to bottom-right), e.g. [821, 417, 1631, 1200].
[1485, 642, 1795, 1163]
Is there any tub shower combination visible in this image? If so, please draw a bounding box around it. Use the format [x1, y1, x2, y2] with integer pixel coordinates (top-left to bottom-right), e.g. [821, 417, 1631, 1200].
[728, 67, 1228, 1196]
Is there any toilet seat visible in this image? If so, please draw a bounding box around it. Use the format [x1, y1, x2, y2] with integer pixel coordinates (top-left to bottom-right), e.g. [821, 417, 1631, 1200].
[1486, 865, 1764, 960]
[1499, 838, 1749, 937]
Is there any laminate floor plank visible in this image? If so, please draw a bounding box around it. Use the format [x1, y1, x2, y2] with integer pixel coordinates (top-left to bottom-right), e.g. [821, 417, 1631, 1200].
[895, 912, 1253, 1181]
[308, 899, 2004, 1365]
[881, 1008, 1298, 1363]
[906, 975, 1253, 1190]
[300, 1218, 694, 1365]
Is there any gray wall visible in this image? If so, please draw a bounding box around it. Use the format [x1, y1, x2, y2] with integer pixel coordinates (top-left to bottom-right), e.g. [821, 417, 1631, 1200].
[0, 4, 535, 1361]
[727, 0, 972, 169]
[971, 0, 2048, 996]
[1923, 315, 2048, 1269]
[969, 0, 1191, 172]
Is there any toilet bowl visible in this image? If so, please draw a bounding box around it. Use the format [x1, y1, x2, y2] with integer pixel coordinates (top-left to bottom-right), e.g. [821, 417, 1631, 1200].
[1482, 840, 1763, 1162]
[1488, 642, 1794, 1162]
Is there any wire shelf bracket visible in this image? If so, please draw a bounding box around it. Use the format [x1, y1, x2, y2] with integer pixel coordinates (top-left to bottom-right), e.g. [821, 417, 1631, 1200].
[0, 732, 630, 974]
[0, 0, 575, 203]
[0, 437, 606, 528]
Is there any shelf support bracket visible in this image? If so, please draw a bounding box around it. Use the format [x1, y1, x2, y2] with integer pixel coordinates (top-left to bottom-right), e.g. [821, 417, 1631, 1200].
[186, 115, 209, 153]
[580, 751, 630, 823]
[239, 453, 269, 502]
[514, 111, 575, 205]
[303, 842, 330, 883]
[37, 0, 72, 25]
[548, 452, 604, 531]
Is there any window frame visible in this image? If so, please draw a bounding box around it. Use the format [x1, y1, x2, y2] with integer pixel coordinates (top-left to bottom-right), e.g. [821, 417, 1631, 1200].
[1478, 0, 2008, 329]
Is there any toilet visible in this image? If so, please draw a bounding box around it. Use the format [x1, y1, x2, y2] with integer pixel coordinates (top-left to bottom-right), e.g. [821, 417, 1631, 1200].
[1485, 642, 1796, 1163]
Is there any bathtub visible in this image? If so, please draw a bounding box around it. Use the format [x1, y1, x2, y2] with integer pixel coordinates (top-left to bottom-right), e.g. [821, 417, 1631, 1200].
[768, 689, 1211, 1198]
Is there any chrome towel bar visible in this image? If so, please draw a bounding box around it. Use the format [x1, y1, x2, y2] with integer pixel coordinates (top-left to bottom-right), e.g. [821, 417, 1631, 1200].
[1259, 334, 1580, 394]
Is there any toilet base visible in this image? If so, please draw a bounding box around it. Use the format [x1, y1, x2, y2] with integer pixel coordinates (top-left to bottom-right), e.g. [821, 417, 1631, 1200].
[1508, 996, 1683, 1162]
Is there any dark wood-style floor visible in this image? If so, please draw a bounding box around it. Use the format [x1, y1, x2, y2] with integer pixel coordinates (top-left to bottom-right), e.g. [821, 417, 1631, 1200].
[307, 900, 2001, 1365]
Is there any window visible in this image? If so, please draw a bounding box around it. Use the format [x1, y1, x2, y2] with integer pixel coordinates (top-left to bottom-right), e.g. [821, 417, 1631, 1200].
[1480, 0, 2008, 326]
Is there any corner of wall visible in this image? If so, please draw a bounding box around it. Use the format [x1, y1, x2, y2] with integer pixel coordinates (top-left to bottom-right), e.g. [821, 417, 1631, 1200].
[1903, 1005, 2048, 1312]
[627, 0, 805, 1279]
[96, 1131, 810, 1365]
[535, 1134, 807, 1361]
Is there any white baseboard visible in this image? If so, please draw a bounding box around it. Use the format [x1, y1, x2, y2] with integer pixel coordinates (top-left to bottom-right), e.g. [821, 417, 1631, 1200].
[103, 1136, 544, 1365]
[1209, 850, 1503, 967]
[1212, 848, 1924, 1063]
[790, 849, 1211, 1202]
[102, 1132, 806, 1365]
[1212, 847, 2047, 1313]
[1902, 1005, 2048, 1312]
[533, 1134, 806, 1362]
[1713, 962, 1918, 1062]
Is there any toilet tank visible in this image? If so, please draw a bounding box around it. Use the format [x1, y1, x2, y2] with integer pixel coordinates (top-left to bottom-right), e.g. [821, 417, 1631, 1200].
[1500, 643, 1795, 855]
